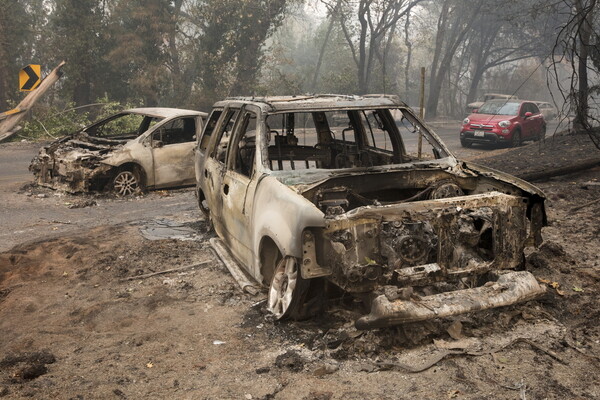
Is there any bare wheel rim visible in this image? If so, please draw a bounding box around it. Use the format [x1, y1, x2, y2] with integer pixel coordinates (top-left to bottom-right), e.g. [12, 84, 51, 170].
[268, 257, 298, 319]
[113, 171, 139, 196]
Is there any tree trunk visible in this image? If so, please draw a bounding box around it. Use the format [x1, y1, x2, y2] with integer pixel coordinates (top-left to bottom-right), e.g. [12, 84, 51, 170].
[426, 1, 481, 118]
[466, 65, 485, 105]
[426, 1, 449, 118]
[0, 12, 10, 111]
[311, 0, 342, 92]
[573, 0, 595, 131]
[357, 0, 369, 94]
[404, 15, 413, 101]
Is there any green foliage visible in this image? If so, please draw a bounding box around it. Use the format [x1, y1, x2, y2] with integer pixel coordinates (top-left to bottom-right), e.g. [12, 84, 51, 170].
[15, 97, 138, 141]
[51, 0, 110, 105]
[16, 104, 90, 141]
[0, 0, 574, 122]
[107, 0, 175, 106]
[0, 0, 35, 110]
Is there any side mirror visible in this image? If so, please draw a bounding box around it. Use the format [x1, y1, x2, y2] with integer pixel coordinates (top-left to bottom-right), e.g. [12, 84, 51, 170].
[153, 140, 164, 148]
[473, 109, 478, 113]
[524, 111, 533, 118]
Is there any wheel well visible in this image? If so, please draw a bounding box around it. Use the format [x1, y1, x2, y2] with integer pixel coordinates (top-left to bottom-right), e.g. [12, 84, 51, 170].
[197, 188, 209, 217]
[259, 236, 282, 285]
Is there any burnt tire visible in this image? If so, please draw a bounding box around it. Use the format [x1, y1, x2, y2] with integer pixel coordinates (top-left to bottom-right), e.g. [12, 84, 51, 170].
[112, 169, 142, 196]
[268, 256, 311, 320]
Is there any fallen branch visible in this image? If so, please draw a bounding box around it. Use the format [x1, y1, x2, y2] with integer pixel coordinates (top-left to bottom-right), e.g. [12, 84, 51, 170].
[35, 117, 57, 139]
[374, 349, 462, 373]
[0, 283, 25, 296]
[564, 336, 600, 363]
[519, 158, 600, 182]
[570, 197, 600, 212]
[120, 260, 213, 281]
[370, 337, 568, 373]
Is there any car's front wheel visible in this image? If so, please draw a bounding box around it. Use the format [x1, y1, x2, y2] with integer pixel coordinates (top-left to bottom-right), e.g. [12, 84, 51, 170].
[112, 169, 141, 196]
[460, 139, 472, 148]
[268, 256, 309, 320]
[511, 130, 522, 147]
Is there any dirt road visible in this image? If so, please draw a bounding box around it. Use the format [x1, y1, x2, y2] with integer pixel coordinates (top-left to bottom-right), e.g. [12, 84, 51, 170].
[0, 138, 599, 399]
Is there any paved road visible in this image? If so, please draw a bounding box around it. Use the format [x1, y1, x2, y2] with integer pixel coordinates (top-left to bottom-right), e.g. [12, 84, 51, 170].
[0, 118, 567, 251]
[425, 118, 567, 159]
[0, 142, 37, 186]
[0, 142, 199, 252]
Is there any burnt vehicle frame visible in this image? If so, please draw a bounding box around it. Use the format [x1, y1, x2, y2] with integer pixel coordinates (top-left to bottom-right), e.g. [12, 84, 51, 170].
[195, 95, 546, 329]
[30, 108, 207, 195]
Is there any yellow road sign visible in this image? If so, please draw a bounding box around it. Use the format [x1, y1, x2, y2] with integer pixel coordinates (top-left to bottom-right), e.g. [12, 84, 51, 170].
[19, 64, 41, 91]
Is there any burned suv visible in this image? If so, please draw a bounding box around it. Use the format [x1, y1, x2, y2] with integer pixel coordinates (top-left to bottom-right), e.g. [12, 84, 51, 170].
[195, 95, 546, 329]
[30, 108, 207, 195]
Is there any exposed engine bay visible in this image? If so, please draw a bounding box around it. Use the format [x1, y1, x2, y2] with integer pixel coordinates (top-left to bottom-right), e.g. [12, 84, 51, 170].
[30, 133, 125, 192]
[297, 168, 545, 329]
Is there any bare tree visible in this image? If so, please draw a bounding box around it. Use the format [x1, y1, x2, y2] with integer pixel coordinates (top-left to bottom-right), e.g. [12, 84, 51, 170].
[549, 0, 600, 148]
[312, 0, 343, 91]
[403, 13, 413, 100]
[464, 2, 555, 106]
[425, 0, 483, 118]
[333, 0, 423, 94]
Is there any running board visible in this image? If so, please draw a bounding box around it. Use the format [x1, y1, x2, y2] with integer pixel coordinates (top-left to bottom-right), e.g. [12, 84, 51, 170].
[209, 238, 260, 295]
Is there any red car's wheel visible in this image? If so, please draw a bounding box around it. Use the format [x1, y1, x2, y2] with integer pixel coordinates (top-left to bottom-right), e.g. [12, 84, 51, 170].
[534, 125, 546, 142]
[511, 130, 522, 147]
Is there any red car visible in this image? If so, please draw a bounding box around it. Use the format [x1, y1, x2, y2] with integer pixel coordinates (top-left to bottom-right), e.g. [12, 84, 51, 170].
[460, 100, 546, 148]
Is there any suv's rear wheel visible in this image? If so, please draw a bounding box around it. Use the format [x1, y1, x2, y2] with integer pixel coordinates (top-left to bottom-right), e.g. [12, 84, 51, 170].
[268, 256, 309, 320]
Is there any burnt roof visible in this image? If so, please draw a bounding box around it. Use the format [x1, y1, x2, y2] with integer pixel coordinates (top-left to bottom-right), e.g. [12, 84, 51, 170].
[213, 94, 407, 113]
[124, 107, 207, 119]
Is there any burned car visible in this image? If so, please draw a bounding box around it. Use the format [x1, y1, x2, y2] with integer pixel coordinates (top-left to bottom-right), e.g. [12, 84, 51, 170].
[195, 95, 546, 329]
[30, 108, 207, 195]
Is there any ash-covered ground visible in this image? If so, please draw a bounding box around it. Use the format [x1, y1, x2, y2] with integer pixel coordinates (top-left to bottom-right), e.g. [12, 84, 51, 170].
[0, 135, 599, 399]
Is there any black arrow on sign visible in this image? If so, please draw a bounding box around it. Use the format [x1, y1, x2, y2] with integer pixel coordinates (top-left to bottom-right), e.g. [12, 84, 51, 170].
[21, 65, 40, 90]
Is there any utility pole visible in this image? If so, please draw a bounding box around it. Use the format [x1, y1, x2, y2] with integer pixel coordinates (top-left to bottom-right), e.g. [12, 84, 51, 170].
[418, 66, 425, 159]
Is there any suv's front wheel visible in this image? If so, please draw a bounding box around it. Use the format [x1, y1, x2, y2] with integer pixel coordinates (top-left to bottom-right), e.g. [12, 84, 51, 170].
[268, 256, 309, 320]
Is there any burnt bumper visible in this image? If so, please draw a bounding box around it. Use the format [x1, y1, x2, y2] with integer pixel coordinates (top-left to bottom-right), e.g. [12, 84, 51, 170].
[355, 271, 545, 329]
[30, 154, 111, 193]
